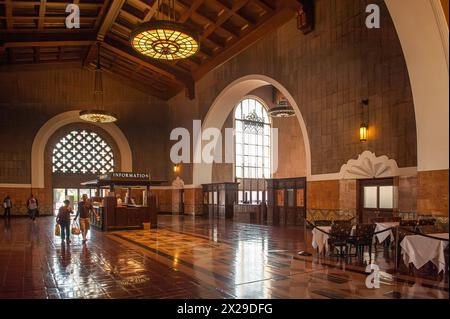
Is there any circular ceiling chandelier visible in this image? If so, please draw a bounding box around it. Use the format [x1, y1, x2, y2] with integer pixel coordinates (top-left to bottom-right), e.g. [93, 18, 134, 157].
[130, 1, 199, 61]
[268, 101, 296, 118]
[79, 43, 118, 124]
[79, 110, 118, 124]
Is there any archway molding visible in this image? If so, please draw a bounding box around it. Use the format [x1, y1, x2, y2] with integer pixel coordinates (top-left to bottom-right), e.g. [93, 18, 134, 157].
[192, 74, 311, 186]
[31, 110, 132, 188]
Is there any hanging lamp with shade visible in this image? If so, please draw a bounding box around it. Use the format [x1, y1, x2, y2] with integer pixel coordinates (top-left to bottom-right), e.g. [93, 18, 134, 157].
[268, 100, 296, 118]
[130, 0, 199, 61]
[268, 87, 296, 118]
[79, 43, 118, 124]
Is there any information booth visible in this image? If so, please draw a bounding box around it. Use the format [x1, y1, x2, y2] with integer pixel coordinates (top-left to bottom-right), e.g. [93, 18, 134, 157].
[81, 172, 166, 231]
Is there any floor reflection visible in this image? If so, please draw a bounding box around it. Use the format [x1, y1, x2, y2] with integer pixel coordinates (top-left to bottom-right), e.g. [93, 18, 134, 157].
[0, 216, 447, 299]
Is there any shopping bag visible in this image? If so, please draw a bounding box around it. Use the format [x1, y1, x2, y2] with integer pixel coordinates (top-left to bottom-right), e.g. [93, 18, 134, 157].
[55, 224, 60, 237]
[71, 221, 81, 235]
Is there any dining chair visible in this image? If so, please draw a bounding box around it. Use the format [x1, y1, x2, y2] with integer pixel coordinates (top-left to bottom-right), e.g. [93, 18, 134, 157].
[347, 224, 376, 263]
[418, 218, 437, 226]
[327, 223, 353, 258]
[314, 220, 332, 227]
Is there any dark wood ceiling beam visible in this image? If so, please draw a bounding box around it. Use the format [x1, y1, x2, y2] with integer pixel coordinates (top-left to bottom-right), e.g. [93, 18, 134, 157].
[0, 1, 104, 9]
[200, 0, 250, 41]
[5, 0, 13, 31]
[1, 40, 94, 48]
[179, 0, 203, 23]
[100, 67, 174, 100]
[251, 0, 275, 13]
[193, 5, 297, 80]
[83, 0, 125, 67]
[38, 0, 47, 30]
[101, 37, 195, 99]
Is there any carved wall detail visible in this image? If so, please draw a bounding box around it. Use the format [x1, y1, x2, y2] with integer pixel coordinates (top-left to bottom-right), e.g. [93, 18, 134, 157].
[339, 151, 399, 179]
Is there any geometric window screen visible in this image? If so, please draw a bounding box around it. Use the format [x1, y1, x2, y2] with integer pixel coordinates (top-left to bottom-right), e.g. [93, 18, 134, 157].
[52, 130, 114, 175]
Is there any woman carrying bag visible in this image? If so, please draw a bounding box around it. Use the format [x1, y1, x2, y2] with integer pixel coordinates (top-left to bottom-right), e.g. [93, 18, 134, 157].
[56, 200, 72, 243]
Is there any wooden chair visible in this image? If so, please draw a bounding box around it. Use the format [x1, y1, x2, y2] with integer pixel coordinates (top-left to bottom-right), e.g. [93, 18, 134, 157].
[418, 218, 437, 226]
[385, 217, 402, 222]
[417, 225, 437, 234]
[314, 220, 332, 226]
[400, 220, 418, 227]
[327, 223, 353, 258]
[435, 223, 449, 233]
[332, 220, 352, 226]
[348, 224, 376, 262]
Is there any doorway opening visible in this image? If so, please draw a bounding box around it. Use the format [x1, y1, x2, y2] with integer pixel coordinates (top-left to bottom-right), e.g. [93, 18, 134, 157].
[52, 188, 101, 216]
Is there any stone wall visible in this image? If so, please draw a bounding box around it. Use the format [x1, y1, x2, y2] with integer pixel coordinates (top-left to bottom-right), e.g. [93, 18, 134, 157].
[0, 67, 171, 215]
[417, 170, 449, 216]
[168, 0, 416, 184]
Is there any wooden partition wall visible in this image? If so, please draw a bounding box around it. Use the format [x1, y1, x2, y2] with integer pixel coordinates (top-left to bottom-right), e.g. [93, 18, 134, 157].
[202, 183, 239, 219]
[267, 177, 307, 226]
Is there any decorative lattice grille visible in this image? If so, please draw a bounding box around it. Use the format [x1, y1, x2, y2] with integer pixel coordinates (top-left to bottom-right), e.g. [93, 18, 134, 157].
[52, 130, 114, 174]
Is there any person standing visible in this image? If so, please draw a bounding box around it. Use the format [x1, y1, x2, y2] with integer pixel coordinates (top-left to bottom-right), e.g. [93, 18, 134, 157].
[56, 199, 72, 243]
[26, 194, 39, 221]
[74, 194, 92, 244]
[3, 195, 12, 218]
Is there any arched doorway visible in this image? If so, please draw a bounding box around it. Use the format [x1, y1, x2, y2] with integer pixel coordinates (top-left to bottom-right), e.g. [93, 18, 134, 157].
[46, 123, 121, 215]
[192, 74, 311, 186]
[31, 110, 132, 189]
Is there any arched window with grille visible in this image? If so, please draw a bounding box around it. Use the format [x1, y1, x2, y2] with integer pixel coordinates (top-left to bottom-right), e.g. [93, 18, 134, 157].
[235, 97, 271, 204]
[52, 129, 115, 175]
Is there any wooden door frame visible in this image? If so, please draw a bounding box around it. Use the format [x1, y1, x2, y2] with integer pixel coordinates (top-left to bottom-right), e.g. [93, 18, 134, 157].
[357, 177, 394, 224]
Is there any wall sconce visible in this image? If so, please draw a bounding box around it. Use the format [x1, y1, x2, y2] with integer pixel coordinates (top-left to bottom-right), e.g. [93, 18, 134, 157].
[360, 123, 368, 142]
[173, 164, 180, 174]
[360, 99, 369, 142]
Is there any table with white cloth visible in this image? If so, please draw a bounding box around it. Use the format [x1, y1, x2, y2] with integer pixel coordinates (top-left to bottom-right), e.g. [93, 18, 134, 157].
[311, 226, 356, 254]
[400, 233, 449, 274]
[374, 222, 399, 243]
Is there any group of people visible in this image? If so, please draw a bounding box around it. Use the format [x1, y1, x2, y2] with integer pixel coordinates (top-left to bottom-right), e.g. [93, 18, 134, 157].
[2, 193, 93, 244]
[57, 194, 93, 244]
[3, 194, 39, 220]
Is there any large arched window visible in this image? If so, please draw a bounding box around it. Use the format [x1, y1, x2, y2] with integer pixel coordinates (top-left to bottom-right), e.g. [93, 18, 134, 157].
[52, 129, 114, 174]
[235, 97, 271, 179]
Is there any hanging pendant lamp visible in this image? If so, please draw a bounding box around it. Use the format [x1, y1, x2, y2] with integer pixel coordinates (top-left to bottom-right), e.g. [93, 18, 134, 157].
[268, 100, 296, 118]
[79, 43, 118, 124]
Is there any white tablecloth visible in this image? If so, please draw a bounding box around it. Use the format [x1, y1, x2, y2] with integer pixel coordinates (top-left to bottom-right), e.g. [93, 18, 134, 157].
[374, 222, 399, 243]
[311, 226, 355, 254]
[400, 233, 449, 274]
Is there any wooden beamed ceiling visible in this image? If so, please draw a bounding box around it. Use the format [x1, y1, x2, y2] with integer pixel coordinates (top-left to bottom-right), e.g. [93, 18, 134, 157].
[0, 0, 310, 100]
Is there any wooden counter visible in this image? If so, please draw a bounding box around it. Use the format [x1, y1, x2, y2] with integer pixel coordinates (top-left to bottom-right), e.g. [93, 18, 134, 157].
[91, 195, 158, 231]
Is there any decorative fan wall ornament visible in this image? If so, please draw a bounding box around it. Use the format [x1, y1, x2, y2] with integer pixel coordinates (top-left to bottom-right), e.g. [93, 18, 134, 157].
[339, 151, 399, 179]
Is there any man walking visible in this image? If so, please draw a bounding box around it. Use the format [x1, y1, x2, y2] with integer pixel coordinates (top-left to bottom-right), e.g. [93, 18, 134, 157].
[74, 194, 92, 244]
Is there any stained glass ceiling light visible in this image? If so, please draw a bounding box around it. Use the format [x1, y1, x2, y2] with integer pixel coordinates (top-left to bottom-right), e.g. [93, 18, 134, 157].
[130, 0, 199, 60]
[268, 101, 296, 118]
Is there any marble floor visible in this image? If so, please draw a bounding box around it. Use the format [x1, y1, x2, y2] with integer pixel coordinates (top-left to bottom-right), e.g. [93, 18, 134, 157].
[0, 216, 448, 299]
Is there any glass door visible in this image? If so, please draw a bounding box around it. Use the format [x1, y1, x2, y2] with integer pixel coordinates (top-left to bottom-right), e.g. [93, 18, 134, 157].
[359, 178, 394, 223]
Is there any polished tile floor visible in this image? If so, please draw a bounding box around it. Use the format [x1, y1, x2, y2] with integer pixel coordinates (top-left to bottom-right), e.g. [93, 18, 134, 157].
[0, 216, 448, 299]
